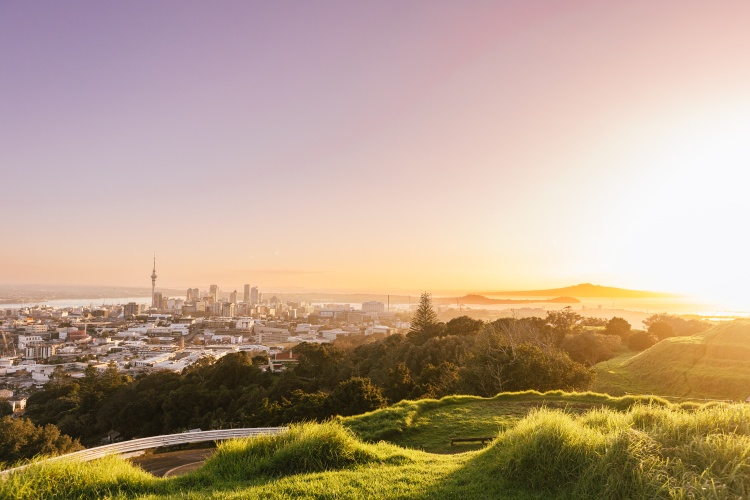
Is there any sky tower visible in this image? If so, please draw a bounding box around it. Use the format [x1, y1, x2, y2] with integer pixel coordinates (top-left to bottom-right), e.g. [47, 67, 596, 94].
[151, 254, 157, 308]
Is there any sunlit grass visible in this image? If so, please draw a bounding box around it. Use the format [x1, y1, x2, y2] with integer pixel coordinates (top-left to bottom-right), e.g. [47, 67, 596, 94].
[4, 395, 750, 499]
[594, 320, 750, 401]
[342, 390, 672, 453]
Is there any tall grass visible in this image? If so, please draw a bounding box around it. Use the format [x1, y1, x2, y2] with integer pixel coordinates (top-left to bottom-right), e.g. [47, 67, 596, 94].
[3, 397, 750, 499]
[0, 454, 157, 500]
[186, 421, 413, 483]
[485, 403, 750, 498]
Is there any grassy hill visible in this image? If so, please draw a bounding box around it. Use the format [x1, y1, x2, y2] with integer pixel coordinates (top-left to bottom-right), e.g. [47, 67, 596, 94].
[5, 391, 750, 499]
[341, 391, 668, 454]
[594, 319, 750, 401]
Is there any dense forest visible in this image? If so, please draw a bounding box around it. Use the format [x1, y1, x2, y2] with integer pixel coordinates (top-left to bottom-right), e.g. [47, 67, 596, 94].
[3, 296, 711, 463]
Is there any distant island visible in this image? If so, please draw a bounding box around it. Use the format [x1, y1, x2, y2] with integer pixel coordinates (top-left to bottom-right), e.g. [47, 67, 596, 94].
[481, 283, 679, 299]
[435, 294, 579, 306]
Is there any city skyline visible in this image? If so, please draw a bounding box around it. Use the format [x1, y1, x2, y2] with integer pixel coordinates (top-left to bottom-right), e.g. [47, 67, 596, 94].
[3, 2, 750, 308]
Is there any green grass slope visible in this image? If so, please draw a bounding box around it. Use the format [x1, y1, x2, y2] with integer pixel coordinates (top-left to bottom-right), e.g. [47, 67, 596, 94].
[340, 391, 671, 453]
[4, 399, 750, 499]
[594, 319, 750, 401]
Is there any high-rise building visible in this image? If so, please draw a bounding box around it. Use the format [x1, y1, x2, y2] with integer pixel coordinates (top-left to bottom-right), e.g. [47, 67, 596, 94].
[243, 284, 250, 303]
[124, 302, 140, 317]
[221, 302, 235, 318]
[151, 255, 158, 308]
[152, 292, 163, 310]
[229, 290, 238, 304]
[209, 284, 219, 303]
[250, 286, 259, 306]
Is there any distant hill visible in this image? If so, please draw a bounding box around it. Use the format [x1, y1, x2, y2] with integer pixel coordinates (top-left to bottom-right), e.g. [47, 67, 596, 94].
[594, 319, 750, 400]
[483, 283, 678, 299]
[434, 294, 579, 306]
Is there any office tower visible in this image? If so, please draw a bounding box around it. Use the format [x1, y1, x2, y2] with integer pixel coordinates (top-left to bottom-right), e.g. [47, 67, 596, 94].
[250, 286, 259, 306]
[243, 284, 250, 303]
[230, 290, 238, 304]
[209, 284, 219, 303]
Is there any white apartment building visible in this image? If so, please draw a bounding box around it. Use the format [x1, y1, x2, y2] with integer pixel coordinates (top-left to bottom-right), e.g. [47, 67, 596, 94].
[17, 335, 43, 349]
[255, 327, 290, 344]
[236, 318, 255, 330]
[362, 301, 385, 313]
[24, 325, 49, 334]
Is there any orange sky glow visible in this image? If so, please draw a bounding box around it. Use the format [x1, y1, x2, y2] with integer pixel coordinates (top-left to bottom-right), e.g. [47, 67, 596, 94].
[2, 1, 750, 308]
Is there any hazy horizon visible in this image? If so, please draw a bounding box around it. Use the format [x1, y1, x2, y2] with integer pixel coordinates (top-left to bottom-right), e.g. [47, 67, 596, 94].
[3, 2, 750, 308]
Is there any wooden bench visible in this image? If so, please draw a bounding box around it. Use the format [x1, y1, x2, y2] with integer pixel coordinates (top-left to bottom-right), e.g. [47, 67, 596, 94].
[450, 437, 494, 446]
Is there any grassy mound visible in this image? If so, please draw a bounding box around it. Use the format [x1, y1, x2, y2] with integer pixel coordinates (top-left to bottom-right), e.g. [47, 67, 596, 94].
[0, 454, 157, 500]
[484, 403, 750, 498]
[594, 319, 750, 400]
[343, 390, 673, 453]
[185, 421, 411, 483]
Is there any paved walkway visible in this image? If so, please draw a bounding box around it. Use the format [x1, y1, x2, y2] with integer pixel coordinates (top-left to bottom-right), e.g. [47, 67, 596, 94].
[129, 448, 216, 477]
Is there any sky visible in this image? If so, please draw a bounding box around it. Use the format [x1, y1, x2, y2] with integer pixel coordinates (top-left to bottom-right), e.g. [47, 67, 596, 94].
[2, 1, 750, 306]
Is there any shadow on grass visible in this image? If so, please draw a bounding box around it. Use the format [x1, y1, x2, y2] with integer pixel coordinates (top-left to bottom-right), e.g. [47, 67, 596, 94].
[400, 447, 555, 500]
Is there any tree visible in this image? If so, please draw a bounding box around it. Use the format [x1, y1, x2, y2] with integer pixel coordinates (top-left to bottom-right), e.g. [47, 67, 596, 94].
[546, 307, 583, 345]
[605, 317, 631, 338]
[418, 362, 460, 399]
[627, 331, 657, 351]
[326, 378, 387, 417]
[643, 314, 710, 337]
[279, 390, 329, 423]
[492, 316, 549, 351]
[383, 362, 416, 402]
[0, 400, 12, 417]
[293, 343, 344, 390]
[444, 316, 484, 337]
[0, 417, 82, 464]
[561, 331, 620, 366]
[648, 321, 674, 341]
[460, 325, 593, 396]
[407, 292, 443, 344]
[501, 344, 593, 392]
[581, 317, 608, 327]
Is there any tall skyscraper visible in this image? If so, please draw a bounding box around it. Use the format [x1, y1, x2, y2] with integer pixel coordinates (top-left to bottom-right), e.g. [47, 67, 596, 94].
[243, 284, 250, 303]
[209, 284, 219, 303]
[250, 286, 259, 306]
[229, 290, 238, 304]
[151, 255, 158, 308]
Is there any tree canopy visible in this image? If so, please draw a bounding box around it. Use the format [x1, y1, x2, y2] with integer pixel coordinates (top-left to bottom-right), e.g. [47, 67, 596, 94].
[21, 310, 599, 453]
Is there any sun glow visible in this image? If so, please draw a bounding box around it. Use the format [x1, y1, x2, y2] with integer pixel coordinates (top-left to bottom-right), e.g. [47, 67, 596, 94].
[597, 103, 750, 307]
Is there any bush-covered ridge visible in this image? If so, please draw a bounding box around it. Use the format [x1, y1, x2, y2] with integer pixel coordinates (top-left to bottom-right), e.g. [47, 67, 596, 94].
[4, 392, 750, 499]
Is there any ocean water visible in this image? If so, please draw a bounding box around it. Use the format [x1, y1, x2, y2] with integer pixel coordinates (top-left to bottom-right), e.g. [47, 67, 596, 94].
[0, 297, 152, 310]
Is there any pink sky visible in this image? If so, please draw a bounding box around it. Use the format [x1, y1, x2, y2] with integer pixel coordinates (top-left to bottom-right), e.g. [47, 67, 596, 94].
[2, 1, 750, 305]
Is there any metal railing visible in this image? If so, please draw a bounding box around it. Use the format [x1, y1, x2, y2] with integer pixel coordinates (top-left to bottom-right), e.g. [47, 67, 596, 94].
[1, 426, 288, 476]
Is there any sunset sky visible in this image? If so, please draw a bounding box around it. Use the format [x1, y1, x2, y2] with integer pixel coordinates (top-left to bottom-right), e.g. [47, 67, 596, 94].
[2, 1, 750, 306]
